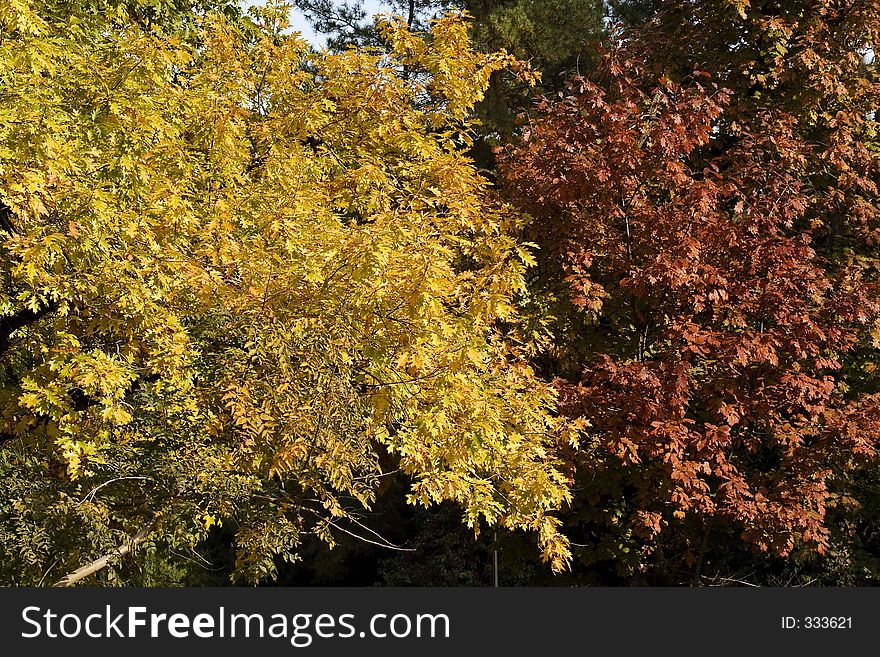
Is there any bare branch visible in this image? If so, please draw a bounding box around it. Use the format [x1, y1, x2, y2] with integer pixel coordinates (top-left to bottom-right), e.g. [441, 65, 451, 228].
[52, 522, 154, 587]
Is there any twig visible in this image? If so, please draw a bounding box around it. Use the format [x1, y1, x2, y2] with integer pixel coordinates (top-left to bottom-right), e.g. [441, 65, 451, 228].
[303, 507, 414, 552]
[78, 477, 154, 504]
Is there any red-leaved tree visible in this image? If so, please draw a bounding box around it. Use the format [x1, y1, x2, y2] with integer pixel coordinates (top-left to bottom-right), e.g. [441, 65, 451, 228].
[499, 40, 880, 579]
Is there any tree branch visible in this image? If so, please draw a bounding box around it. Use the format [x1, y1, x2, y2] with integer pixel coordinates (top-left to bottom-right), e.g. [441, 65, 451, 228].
[0, 302, 59, 357]
[0, 202, 18, 235]
[52, 522, 154, 587]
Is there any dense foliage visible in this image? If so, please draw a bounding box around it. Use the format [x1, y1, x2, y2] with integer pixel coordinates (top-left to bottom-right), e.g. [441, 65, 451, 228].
[499, 0, 880, 583]
[0, 0, 577, 584]
[2, 0, 878, 586]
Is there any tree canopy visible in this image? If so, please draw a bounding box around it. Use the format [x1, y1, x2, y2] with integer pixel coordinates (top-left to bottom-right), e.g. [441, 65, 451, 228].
[0, 0, 577, 584]
[2, 0, 879, 587]
[499, 0, 880, 583]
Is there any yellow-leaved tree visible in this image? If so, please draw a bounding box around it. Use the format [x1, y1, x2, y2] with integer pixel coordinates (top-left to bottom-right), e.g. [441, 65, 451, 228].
[0, 0, 579, 584]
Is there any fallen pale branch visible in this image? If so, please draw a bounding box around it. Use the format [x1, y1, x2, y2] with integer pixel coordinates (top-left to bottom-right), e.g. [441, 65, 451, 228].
[52, 523, 154, 587]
